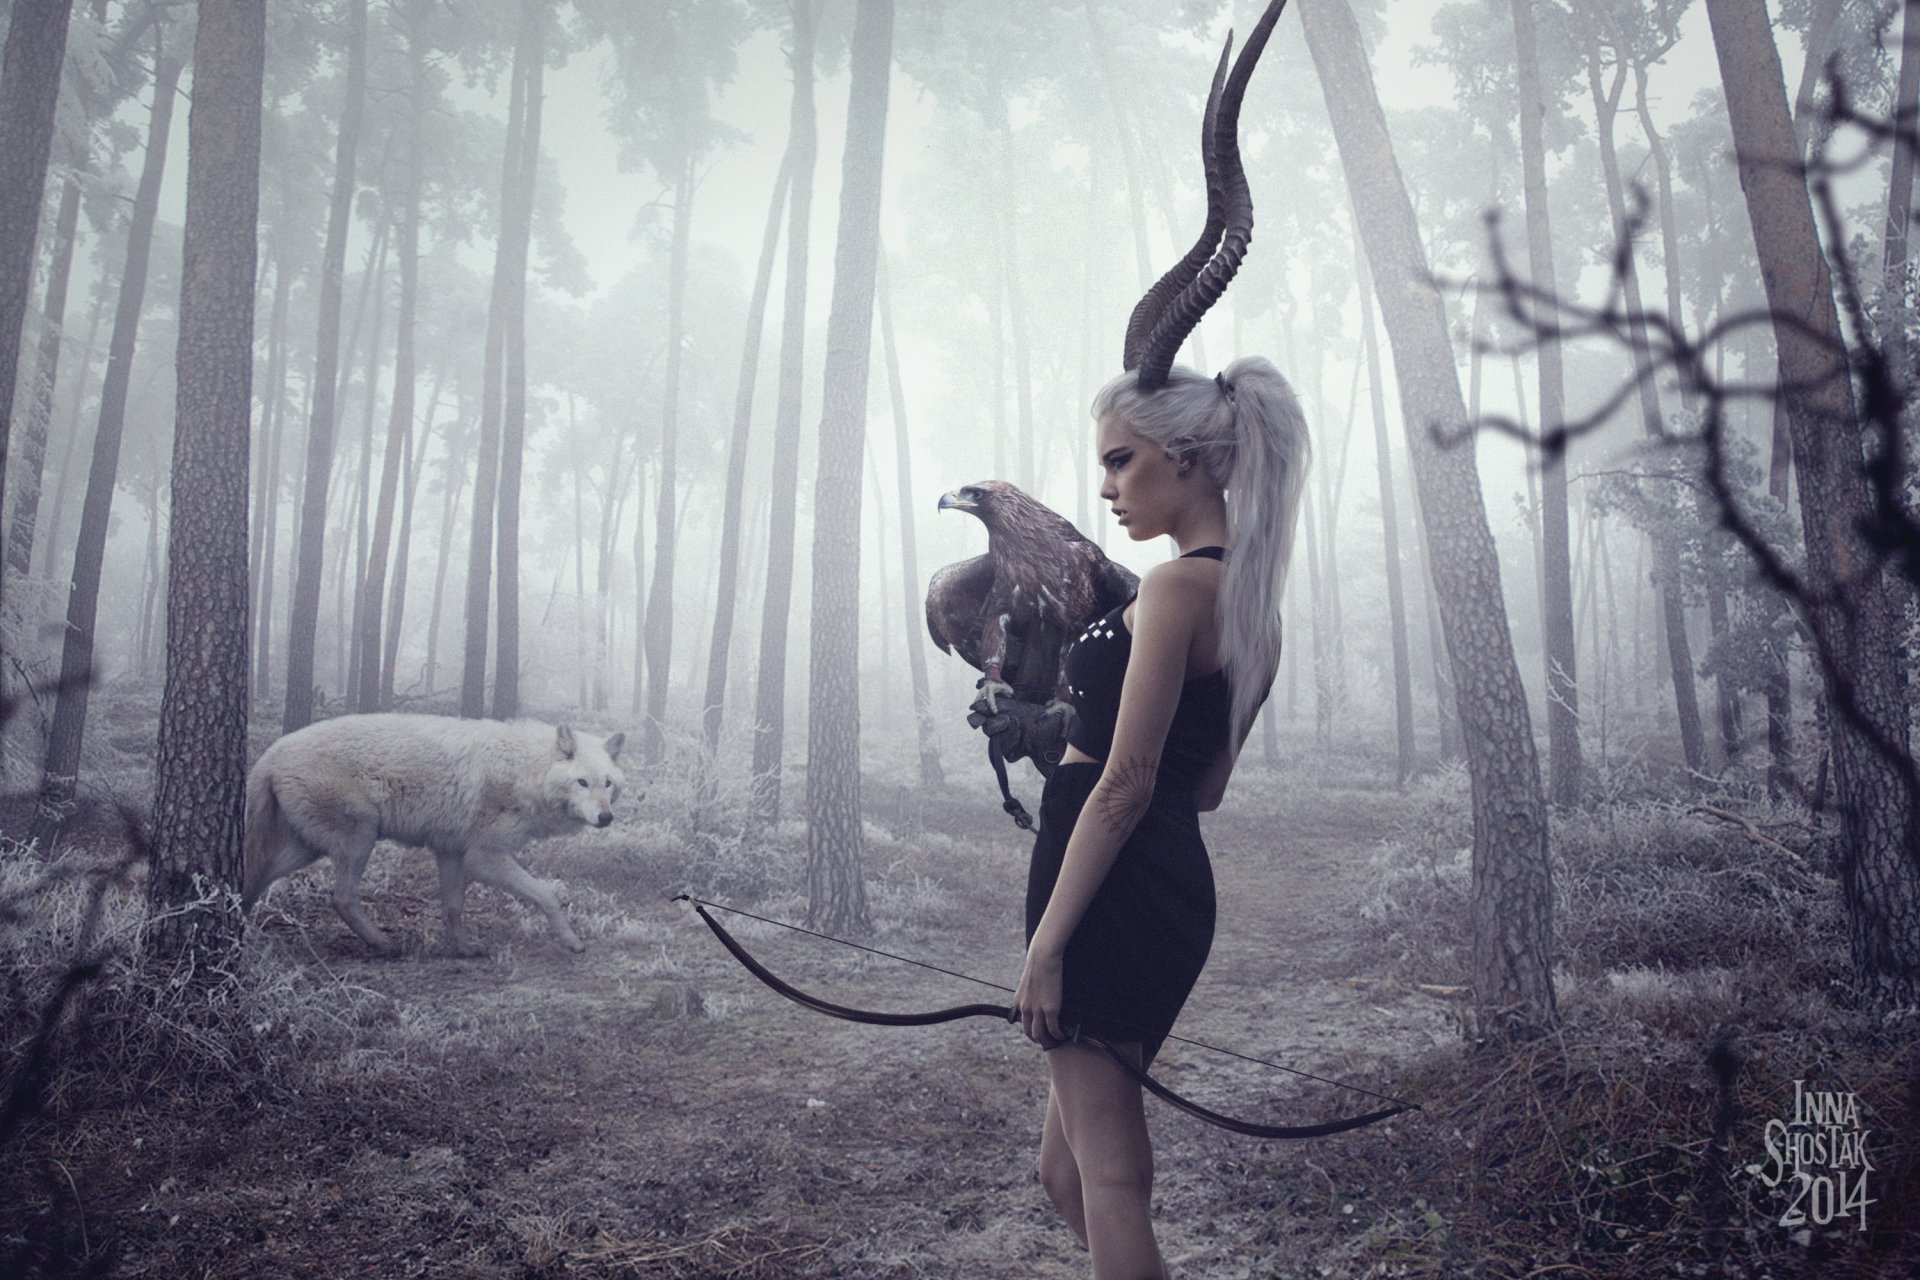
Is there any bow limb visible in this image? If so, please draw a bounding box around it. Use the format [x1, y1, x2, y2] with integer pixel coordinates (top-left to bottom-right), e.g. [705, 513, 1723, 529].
[680, 896, 1419, 1140]
[681, 896, 1014, 1028]
[1080, 1033, 1418, 1140]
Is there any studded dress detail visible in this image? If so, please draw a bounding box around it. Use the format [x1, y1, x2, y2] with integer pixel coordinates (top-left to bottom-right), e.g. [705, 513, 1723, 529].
[1026, 546, 1234, 1054]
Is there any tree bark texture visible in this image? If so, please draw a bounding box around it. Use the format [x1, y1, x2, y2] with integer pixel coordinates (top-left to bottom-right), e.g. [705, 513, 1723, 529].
[1706, 0, 1920, 1009]
[1301, 0, 1555, 1039]
[148, 0, 266, 962]
[804, 0, 891, 936]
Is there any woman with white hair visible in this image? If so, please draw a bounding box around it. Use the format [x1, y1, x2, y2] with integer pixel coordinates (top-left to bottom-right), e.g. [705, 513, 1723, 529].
[992, 2, 1310, 1273]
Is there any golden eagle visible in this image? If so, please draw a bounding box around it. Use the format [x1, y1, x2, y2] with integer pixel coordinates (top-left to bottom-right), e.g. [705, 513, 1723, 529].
[928, 481, 1137, 824]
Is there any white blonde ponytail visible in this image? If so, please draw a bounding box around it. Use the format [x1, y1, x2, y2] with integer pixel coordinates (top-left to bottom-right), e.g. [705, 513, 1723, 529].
[1091, 356, 1311, 748]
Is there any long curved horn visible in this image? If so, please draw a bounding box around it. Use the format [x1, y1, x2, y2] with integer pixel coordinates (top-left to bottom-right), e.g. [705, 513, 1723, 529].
[1133, 0, 1289, 392]
[1122, 37, 1233, 373]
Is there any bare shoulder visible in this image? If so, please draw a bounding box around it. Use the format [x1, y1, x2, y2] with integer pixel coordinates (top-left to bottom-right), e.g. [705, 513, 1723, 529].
[1142, 554, 1219, 596]
[1131, 560, 1212, 643]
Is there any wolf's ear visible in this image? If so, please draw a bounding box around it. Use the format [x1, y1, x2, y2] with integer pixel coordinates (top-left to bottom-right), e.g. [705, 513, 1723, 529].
[555, 724, 577, 759]
[602, 731, 624, 761]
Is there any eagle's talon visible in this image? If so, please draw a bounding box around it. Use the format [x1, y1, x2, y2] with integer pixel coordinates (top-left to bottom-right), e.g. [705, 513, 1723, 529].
[979, 678, 1015, 714]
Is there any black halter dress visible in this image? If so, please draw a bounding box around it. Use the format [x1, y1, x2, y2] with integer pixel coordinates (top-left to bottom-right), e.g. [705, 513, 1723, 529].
[1025, 545, 1233, 1057]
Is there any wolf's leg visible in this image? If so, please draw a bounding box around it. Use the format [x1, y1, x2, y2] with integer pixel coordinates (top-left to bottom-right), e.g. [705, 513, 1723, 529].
[465, 851, 586, 953]
[329, 828, 400, 955]
[434, 850, 484, 956]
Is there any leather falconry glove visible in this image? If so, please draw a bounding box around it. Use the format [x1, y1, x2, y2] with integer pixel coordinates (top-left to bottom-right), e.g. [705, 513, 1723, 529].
[967, 688, 1072, 779]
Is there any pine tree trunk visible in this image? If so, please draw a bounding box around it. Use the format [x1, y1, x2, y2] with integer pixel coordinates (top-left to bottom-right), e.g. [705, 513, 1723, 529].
[878, 250, 944, 789]
[0, 0, 76, 622]
[1356, 237, 1414, 786]
[423, 389, 469, 698]
[1579, 10, 1705, 775]
[1706, 0, 1920, 1008]
[697, 148, 790, 820]
[461, 6, 531, 719]
[344, 217, 389, 708]
[359, 0, 430, 714]
[383, 361, 442, 705]
[32, 44, 182, 849]
[750, 0, 818, 828]
[1511, 0, 1582, 807]
[805, 0, 891, 936]
[493, 0, 542, 721]
[1302, 0, 1554, 1039]
[284, 0, 367, 731]
[5, 168, 82, 580]
[39, 277, 106, 583]
[249, 236, 293, 700]
[148, 0, 266, 962]
[996, 116, 1037, 495]
[641, 136, 693, 758]
[1881, 0, 1920, 385]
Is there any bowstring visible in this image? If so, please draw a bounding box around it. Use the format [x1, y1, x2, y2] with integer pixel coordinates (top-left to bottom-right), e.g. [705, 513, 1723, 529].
[675, 893, 1417, 1112]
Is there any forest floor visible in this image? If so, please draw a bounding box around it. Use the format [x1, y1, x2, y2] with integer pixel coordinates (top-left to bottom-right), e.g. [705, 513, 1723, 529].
[1, 705, 1462, 1279]
[5, 697, 1913, 1279]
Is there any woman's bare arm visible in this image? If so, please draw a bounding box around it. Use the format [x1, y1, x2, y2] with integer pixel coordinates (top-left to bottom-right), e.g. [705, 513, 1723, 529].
[1026, 564, 1205, 960]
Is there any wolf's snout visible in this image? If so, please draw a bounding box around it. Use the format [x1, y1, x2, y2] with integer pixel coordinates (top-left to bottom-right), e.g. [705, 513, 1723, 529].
[595, 812, 612, 828]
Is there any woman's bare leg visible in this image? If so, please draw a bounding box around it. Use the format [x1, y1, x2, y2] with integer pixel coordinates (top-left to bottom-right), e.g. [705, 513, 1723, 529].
[1047, 1039, 1167, 1279]
[1039, 1085, 1089, 1246]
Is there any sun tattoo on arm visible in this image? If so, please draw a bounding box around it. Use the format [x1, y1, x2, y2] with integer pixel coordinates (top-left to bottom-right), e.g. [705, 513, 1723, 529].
[1094, 755, 1159, 835]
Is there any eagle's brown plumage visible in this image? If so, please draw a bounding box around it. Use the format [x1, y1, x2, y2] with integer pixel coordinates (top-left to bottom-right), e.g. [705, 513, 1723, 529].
[928, 480, 1138, 721]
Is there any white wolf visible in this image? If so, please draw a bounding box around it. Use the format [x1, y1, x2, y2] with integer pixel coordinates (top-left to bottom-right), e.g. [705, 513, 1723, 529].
[242, 714, 626, 955]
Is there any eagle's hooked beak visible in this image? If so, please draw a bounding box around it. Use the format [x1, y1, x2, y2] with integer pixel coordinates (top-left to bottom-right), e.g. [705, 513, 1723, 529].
[938, 489, 977, 512]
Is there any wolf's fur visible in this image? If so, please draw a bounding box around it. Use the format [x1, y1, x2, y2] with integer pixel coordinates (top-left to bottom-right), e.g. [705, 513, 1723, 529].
[242, 714, 627, 954]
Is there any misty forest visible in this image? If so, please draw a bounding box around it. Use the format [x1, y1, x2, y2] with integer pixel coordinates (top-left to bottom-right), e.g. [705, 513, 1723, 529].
[1, 0, 1918, 1275]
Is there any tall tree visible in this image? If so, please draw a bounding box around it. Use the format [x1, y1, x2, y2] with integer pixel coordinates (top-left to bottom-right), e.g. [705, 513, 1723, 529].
[697, 148, 790, 821]
[0, 0, 77, 619]
[460, 0, 534, 718]
[750, 0, 818, 828]
[31, 37, 183, 850]
[805, 0, 891, 935]
[877, 249, 943, 788]
[355, 0, 430, 713]
[1510, 0, 1581, 806]
[1573, 0, 1706, 775]
[492, 0, 544, 720]
[1301, 0, 1555, 1039]
[1704, 0, 1920, 1009]
[5, 0, 116, 583]
[1355, 236, 1414, 786]
[640, 114, 694, 758]
[148, 0, 266, 961]
[283, 0, 368, 732]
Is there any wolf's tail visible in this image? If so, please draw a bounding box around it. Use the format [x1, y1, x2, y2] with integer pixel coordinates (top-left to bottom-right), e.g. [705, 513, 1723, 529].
[242, 762, 292, 909]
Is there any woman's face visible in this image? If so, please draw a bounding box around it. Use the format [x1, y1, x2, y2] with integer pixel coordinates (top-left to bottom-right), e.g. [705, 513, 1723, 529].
[1097, 412, 1187, 542]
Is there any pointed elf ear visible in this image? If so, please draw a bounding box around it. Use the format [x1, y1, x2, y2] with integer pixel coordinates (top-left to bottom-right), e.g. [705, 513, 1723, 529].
[555, 724, 577, 759]
[602, 732, 625, 761]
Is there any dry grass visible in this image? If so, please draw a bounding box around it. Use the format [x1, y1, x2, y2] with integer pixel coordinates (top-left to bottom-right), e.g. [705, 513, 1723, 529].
[1345, 769, 1920, 1278]
[4, 691, 1918, 1278]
